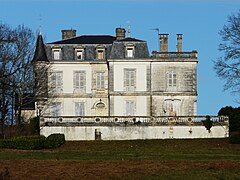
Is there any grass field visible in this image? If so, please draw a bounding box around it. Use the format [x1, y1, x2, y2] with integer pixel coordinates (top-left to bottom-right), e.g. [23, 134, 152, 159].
[0, 138, 240, 179]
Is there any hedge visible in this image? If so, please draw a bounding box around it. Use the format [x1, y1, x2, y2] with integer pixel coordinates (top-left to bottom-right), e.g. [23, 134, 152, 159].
[44, 133, 65, 149]
[0, 134, 65, 150]
[0, 135, 46, 150]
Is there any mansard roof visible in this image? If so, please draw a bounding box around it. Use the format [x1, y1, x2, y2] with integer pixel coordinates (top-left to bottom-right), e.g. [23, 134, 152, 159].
[118, 37, 145, 42]
[32, 32, 49, 62]
[49, 35, 116, 45]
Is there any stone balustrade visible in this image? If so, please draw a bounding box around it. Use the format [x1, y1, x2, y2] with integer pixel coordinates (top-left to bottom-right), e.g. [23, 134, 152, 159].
[152, 51, 198, 59]
[41, 115, 228, 127]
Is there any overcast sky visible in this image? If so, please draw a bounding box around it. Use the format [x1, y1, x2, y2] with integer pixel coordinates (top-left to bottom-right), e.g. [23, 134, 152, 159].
[0, 0, 239, 115]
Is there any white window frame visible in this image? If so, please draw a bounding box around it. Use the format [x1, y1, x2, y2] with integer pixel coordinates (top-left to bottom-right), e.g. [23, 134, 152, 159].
[126, 44, 134, 58]
[125, 100, 135, 116]
[96, 72, 105, 89]
[167, 71, 177, 90]
[124, 68, 136, 92]
[52, 48, 61, 60]
[75, 102, 85, 116]
[51, 71, 63, 93]
[73, 71, 86, 92]
[75, 48, 84, 60]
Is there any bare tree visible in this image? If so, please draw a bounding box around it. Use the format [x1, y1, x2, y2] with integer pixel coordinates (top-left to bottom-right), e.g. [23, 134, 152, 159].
[0, 23, 38, 137]
[214, 10, 240, 101]
[0, 23, 19, 136]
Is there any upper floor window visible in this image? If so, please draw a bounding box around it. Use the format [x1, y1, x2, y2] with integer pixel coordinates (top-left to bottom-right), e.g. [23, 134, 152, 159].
[126, 44, 134, 58]
[75, 102, 85, 116]
[96, 46, 105, 60]
[51, 71, 63, 93]
[124, 68, 136, 91]
[52, 48, 61, 60]
[73, 71, 86, 92]
[168, 71, 177, 88]
[75, 48, 84, 60]
[96, 72, 105, 89]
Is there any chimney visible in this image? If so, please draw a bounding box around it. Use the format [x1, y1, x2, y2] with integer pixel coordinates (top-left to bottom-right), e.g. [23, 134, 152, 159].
[116, 28, 126, 40]
[177, 34, 183, 52]
[159, 34, 169, 52]
[61, 29, 76, 40]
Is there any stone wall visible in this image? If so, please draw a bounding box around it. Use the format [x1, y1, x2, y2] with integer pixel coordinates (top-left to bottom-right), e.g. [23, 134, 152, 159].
[41, 125, 228, 141]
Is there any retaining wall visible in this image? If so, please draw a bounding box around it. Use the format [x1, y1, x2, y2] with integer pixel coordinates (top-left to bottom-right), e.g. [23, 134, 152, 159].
[40, 125, 228, 140]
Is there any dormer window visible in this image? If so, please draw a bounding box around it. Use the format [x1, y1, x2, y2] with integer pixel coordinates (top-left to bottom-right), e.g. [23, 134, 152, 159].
[52, 48, 61, 60]
[75, 48, 84, 60]
[126, 44, 134, 58]
[96, 46, 105, 60]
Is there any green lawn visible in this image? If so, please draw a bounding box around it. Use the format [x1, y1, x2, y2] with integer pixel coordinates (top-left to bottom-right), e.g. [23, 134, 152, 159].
[0, 138, 240, 179]
[0, 138, 239, 161]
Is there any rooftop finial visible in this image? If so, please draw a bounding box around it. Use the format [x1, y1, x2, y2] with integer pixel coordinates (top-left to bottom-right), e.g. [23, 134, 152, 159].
[38, 14, 42, 34]
[127, 21, 131, 38]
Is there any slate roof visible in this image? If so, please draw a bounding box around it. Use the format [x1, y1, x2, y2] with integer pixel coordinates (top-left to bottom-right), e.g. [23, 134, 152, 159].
[49, 35, 117, 44]
[32, 32, 49, 62]
[118, 37, 144, 42]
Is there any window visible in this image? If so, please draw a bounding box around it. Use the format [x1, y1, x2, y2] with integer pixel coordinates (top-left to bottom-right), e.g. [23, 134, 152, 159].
[52, 49, 61, 60]
[96, 46, 105, 60]
[126, 101, 135, 116]
[51, 71, 63, 93]
[97, 50, 104, 60]
[124, 68, 136, 91]
[127, 47, 133, 58]
[73, 71, 86, 92]
[96, 72, 105, 89]
[75, 49, 84, 60]
[75, 102, 85, 116]
[168, 71, 177, 88]
[126, 44, 134, 58]
[51, 102, 61, 117]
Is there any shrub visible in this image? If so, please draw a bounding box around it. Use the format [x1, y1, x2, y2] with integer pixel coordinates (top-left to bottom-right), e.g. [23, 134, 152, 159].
[202, 115, 213, 132]
[44, 133, 65, 149]
[229, 131, 240, 144]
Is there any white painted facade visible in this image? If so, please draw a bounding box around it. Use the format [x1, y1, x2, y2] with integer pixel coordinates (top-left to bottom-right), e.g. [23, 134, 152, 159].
[113, 61, 148, 92]
[112, 96, 148, 116]
[50, 62, 92, 94]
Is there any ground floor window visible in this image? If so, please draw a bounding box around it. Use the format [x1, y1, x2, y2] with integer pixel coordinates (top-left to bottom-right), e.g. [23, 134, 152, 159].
[125, 100, 135, 116]
[51, 102, 61, 116]
[75, 102, 85, 116]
